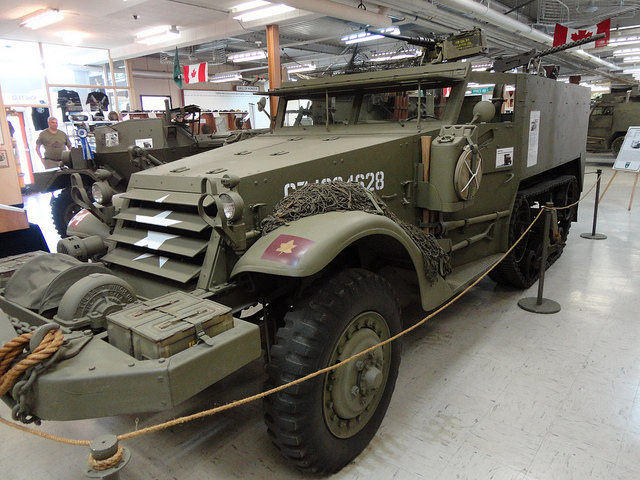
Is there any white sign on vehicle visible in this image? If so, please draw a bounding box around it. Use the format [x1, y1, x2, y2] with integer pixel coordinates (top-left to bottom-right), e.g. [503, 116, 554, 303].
[613, 126, 640, 172]
[496, 147, 514, 168]
[527, 110, 540, 168]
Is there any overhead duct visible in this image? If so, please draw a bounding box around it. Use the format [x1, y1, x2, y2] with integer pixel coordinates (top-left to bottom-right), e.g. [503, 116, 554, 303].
[281, 0, 392, 28]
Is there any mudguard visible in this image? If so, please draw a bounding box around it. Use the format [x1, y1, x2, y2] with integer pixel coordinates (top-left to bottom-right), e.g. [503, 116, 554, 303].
[231, 211, 454, 310]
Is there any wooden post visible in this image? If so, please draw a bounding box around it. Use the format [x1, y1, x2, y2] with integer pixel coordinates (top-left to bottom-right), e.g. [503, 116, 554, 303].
[266, 24, 281, 130]
[629, 172, 639, 210]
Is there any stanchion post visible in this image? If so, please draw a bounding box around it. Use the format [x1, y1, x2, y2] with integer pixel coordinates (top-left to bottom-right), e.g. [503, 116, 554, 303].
[581, 168, 607, 240]
[518, 202, 561, 314]
[84, 435, 130, 479]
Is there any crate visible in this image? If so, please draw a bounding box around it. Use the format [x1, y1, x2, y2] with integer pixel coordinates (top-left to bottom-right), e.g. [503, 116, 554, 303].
[107, 291, 233, 359]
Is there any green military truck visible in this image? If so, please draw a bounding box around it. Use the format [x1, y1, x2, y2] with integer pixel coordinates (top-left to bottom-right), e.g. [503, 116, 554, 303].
[587, 87, 640, 156]
[1, 47, 589, 474]
[31, 105, 234, 237]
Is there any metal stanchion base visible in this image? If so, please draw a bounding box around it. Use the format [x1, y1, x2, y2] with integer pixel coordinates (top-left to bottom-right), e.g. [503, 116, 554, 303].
[518, 297, 561, 314]
[580, 233, 607, 240]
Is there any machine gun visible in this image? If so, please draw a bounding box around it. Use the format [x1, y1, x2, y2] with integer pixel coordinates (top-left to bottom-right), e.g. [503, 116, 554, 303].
[365, 27, 487, 63]
[491, 32, 606, 74]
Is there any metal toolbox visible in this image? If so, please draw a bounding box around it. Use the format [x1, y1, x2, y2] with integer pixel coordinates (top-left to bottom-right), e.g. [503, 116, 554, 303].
[107, 291, 233, 359]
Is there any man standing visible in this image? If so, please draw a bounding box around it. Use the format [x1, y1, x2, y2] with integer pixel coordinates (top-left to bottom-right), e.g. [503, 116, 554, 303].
[35, 117, 71, 169]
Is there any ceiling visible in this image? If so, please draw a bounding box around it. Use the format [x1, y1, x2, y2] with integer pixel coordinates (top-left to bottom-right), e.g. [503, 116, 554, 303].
[2, 0, 640, 87]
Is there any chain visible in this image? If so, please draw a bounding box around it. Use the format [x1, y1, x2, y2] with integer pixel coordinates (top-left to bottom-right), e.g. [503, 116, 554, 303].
[9, 315, 36, 335]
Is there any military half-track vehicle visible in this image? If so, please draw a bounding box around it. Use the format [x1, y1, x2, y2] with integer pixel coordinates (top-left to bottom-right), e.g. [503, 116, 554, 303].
[32, 105, 233, 237]
[587, 87, 640, 156]
[1, 55, 589, 473]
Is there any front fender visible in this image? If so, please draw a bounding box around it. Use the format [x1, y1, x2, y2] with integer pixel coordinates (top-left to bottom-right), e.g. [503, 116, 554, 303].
[232, 211, 453, 310]
[233, 211, 422, 277]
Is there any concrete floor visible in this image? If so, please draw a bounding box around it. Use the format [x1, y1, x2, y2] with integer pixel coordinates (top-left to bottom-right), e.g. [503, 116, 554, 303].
[2, 155, 640, 480]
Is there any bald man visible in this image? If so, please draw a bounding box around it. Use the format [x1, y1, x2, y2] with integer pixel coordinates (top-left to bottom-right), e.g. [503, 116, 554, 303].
[36, 117, 71, 169]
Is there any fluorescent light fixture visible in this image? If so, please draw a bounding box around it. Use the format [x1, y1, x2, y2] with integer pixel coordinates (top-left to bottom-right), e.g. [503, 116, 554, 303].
[370, 48, 421, 62]
[233, 4, 295, 22]
[135, 25, 180, 45]
[21, 9, 64, 29]
[471, 63, 493, 71]
[286, 63, 316, 73]
[622, 56, 640, 63]
[228, 51, 267, 63]
[613, 48, 640, 57]
[608, 36, 640, 47]
[210, 73, 242, 83]
[341, 27, 400, 45]
[232, 1, 270, 12]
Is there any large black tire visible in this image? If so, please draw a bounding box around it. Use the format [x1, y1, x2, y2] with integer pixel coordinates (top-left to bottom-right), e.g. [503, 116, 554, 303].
[51, 187, 81, 238]
[264, 269, 402, 474]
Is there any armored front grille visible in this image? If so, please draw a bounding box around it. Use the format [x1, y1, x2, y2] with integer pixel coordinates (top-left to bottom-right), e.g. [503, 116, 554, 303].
[103, 188, 214, 284]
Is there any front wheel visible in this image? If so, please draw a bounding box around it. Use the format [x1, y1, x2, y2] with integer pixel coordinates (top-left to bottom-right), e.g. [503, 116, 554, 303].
[51, 187, 81, 238]
[264, 269, 402, 474]
[611, 135, 625, 157]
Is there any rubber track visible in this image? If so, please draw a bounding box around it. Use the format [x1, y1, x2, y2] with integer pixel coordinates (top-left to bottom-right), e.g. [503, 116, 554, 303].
[489, 175, 577, 289]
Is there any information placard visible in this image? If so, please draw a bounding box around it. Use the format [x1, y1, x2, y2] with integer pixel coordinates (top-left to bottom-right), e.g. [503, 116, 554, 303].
[613, 126, 640, 172]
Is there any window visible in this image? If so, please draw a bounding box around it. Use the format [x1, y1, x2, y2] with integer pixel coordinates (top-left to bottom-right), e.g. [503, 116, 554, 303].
[282, 94, 354, 127]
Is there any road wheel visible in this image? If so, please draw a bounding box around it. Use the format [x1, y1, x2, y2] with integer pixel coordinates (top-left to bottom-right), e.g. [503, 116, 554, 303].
[489, 196, 535, 288]
[264, 269, 401, 473]
[51, 187, 81, 238]
[611, 135, 625, 157]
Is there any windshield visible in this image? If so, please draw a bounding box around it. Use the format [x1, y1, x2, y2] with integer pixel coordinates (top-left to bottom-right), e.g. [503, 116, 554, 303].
[280, 84, 454, 128]
[357, 87, 449, 124]
[282, 94, 354, 127]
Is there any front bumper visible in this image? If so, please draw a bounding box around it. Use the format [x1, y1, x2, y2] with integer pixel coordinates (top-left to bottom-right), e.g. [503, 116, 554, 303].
[0, 297, 261, 421]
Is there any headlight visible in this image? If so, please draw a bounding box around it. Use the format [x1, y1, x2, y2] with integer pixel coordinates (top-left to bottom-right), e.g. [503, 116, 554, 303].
[91, 181, 114, 205]
[218, 192, 244, 222]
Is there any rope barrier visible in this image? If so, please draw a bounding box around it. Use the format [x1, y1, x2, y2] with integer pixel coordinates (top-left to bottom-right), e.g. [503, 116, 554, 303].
[0, 171, 604, 468]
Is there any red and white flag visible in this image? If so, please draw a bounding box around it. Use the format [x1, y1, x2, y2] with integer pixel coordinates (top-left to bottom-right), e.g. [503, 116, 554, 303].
[553, 19, 610, 48]
[182, 62, 208, 84]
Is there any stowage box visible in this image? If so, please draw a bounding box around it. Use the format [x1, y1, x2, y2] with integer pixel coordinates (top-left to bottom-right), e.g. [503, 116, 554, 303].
[107, 291, 233, 359]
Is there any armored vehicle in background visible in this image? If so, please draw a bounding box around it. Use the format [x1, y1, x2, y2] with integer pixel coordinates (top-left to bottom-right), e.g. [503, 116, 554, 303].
[587, 87, 640, 156]
[1, 38, 589, 474]
[32, 105, 233, 237]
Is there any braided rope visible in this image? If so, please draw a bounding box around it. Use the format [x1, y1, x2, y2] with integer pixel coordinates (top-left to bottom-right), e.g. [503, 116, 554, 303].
[0, 330, 64, 398]
[0, 332, 33, 377]
[88, 444, 124, 471]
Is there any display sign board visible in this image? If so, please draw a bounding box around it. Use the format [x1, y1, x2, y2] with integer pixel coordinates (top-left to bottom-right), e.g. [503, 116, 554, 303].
[613, 126, 640, 172]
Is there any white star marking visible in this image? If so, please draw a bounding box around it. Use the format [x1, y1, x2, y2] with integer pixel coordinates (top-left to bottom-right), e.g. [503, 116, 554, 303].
[134, 231, 179, 250]
[135, 210, 181, 227]
[155, 194, 170, 203]
[133, 252, 169, 268]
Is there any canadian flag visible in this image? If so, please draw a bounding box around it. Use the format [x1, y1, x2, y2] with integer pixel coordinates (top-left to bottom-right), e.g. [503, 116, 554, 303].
[553, 19, 610, 48]
[182, 62, 208, 84]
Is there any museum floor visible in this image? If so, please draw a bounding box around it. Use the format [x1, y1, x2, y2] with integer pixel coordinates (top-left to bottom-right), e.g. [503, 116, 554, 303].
[3, 155, 640, 480]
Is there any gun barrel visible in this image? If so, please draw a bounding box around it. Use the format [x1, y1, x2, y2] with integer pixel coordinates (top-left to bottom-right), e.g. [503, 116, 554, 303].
[536, 32, 606, 58]
[491, 32, 606, 72]
[365, 28, 436, 49]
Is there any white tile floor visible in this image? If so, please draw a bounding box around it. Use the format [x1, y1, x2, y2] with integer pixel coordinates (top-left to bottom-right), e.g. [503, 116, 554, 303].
[2, 155, 640, 480]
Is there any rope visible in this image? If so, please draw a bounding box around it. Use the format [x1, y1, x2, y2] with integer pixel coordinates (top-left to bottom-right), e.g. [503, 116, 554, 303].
[0, 329, 64, 398]
[87, 444, 124, 470]
[0, 172, 603, 466]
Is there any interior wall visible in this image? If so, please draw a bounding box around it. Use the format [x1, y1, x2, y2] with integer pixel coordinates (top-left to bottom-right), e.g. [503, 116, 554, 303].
[0, 84, 23, 206]
[129, 57, 238, 110]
